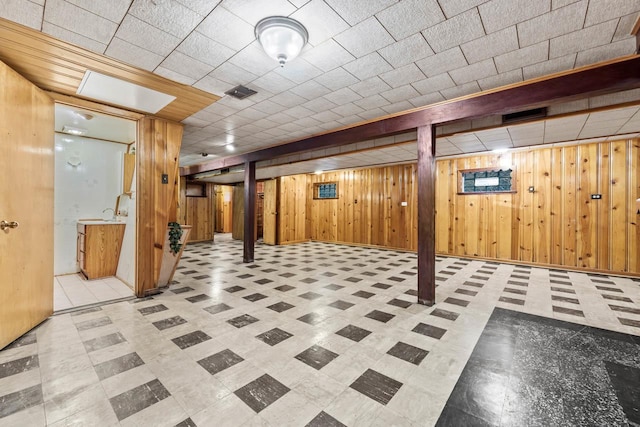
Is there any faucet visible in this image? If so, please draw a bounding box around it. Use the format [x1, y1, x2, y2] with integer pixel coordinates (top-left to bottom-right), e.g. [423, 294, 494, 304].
[102, 208, 115, 221]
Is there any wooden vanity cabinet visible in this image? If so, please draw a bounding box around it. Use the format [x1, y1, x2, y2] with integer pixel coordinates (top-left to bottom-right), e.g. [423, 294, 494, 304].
[77, 223, 125, 279]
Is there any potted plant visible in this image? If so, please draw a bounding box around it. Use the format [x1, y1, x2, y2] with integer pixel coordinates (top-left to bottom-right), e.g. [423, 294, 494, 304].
[157, 222, 191, 287]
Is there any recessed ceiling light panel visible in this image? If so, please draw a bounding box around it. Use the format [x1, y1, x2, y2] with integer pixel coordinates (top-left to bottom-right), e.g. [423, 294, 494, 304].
[77, 71, 176, 114]
[62, 125, 88, 136]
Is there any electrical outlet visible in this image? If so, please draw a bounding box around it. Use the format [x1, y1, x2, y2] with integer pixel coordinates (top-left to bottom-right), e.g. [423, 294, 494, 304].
[591, 194, 602, 199]
[161, 174, 168, 184]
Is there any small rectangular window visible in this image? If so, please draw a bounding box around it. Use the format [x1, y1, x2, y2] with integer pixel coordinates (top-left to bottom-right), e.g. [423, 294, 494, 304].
[458, 167, 516, 194]
[313, 182, 338, 199]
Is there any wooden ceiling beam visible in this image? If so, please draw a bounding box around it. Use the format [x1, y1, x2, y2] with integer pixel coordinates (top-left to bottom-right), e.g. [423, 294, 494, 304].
[182, 55, 640, 177]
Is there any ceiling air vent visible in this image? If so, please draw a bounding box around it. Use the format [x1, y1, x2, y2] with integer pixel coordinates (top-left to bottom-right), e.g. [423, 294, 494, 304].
[225, 85, 257, 100]
[502, 107, 547, 125]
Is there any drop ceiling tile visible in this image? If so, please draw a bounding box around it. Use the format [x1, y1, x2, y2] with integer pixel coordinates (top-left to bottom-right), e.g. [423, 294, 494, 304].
[552, 0, 582, 9]
[315, 67, 359, 91]
[275, 59, 323, 84]
[115, 15, 181, 56]
[461, 26, 519, 64]
[293, 116, 323, 128]
[42, 22, 107, 53]
[436, 143, 463, 156]
[354, 94, 390, 110]
[415, 47, 468, 77]
[222, 0, 296, 25]
[478, 69, 523, 91]
[549, 20, 617, 59]
[449, 59, 496, 85]
[282, 105, 315, 119]
[193, 75, 233, 96]
[208, 62, 259, 85]
[105, 37, 163, 71]
[376, 0, 445, 40]
[381, 100, 414, 114]
[358, 108, 388, 120]
[381, 85, 420, 103]
[517, 0, 587, 48]
[350, 76, 393, 98]
[172, 0, 221, 16]
[378, 33, 434, 68]
[613, 12, 639, 42]
[437, 0, 486, 18]
[290, 80, 332, 100]
[45, 0, 117, 44]
[522, 53, 576, 80]
[508, 122, 545, 139]
[575, 38, 637, 67]
[343, 52, 393, 80]
[585, 0, 640, 26]
[324, 87, 362, 106]
[251, 71, 297, 94]
[588, 88, 640, 109]
[177, 32, 235, 68]
[412, 73, 456, 95]
[1, 0, 43, 29]
[270, 92, 308, 108]
[440, 81, 481, 99]
[304, 97, 338, 113]
[197, 6, 255, 50]
[334, 16, 394, 58]
[290, 0, 349, 46]
[325, 0, 398, 25]
[481, 139, 514, 150]
[216, 95, 257, 111]
[409, 92, 446, 107]
[421, 8, 485, 53]
[155, 67, 197, 85]
[479, 0, 550, 34]
[494, 41, 549, 73]
[302, 39, 355, 72]
[311, 110, 342, 122]
[332, 103, 365, 116]
[379, 63, 425, 88]
[128, 0, 204, 38]
[229, 42, 279, 76]
[65, 0, 131, 22]
[476, 128, 512, 143]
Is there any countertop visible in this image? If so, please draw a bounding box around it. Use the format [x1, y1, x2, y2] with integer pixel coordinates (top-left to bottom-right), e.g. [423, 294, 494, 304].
[77, 220, 126, 225]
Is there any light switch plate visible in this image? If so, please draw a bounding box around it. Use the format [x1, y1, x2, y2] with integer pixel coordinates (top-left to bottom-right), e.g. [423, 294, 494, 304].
[161, 174, 168, 184]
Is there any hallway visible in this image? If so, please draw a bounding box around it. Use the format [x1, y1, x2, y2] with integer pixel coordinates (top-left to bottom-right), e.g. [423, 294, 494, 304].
[1, 236, 639, 426]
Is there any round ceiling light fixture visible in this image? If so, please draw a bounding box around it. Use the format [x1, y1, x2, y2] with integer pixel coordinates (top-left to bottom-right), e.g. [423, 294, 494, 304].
[255, 16, 308, 67]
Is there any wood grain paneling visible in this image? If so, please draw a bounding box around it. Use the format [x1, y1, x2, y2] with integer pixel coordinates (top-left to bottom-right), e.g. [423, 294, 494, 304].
[0, 18, 219, 122]
[278, 176, 307, 244]
[184, 183, 215, 242]
[263, 179, 278, 245]
[214, 185, 233, 233]
[232, 185, 244, 240]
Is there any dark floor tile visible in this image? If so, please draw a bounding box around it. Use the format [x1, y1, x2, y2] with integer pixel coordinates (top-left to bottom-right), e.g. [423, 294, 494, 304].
[596, 286, 623, 293]
[84, 332, 127, 353]
[335, 325, 372, 342]
[186, 294, 212, 303]
[295, 345, 339, 370]
[444, 297, 470, 307]
[306, 411, 346, 427]
[274, 285, 295, 292]
[279, 272, 295, 278]
[237, 274, 253, 279]
[478, 270, 495, 275]
[301, 278, 319, 284]
[297, 312, 324, 325]
[412, 323, 446, 339]
[372, 283, 392, 290]
[328, 300, 355, 310]
[70, 306, 102, 316]
[387, 298, 412, 309]
[153, 316, 188, 331]
[193, 275, 209, 280]
[204, 303, 233, 315]
[504, 287, 527, 296]
[255, 278, 273, 285]
[171, 287, 194, 294]
[440, 270, 456, 276]
[455, 288, 478, 297]
[0, 384, 43, 419]
[352, 290, 375, 299]
[463, 281, 484, 288]
[0, 355, 38, 380]
[387, 276, 406, 282]
[499, 296, 525, 306]
[175, 418, 197, 427]
[256, 328, 293, 346]
[197, 349, 244, 375]
[387, 342, 429, 366]
[75, 316, 112, 331]
[244, 293, 268, 302]
[267, 301, 295, 313]
[299, 292, 323, 300]
[171, 330, 212, 350]
[603, 294, 633, 303]
[405, 289, 418, 297]
[592, 279, 615, 285]
[552, 305, 584, 317]
[234, 374, 290, 413]
[94, 352, 144, 380]
[365, 310, 395, 323]
[431, 308, 459, 321]
[619, 317, 640, 328]
[350, 369, 402, 405]
[551, 286, 576, 294]
[507, 280, 528, 287]
[470, 275, 489, 281]
[227, 314, 259, 328]
[604, 361, 640, 424]
[322, 272, 338, 277]
[345, 277, 362, 283]
[552, 295, 580, 305]
[224, 285, 245, 293]
[609, 304, 640, 315]
[109, 379, 170, 421]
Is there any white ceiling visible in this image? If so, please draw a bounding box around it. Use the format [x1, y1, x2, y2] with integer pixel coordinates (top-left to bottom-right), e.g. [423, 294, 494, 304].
[55, 103, 137, 144]
[2, 0, 639, 169]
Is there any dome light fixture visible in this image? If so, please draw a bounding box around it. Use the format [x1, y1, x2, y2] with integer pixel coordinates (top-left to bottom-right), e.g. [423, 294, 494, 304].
[255, 16, 308, 67]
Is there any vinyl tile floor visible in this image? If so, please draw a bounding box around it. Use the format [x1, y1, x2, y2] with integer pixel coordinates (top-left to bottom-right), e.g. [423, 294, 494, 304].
[2, 234, 639, 426]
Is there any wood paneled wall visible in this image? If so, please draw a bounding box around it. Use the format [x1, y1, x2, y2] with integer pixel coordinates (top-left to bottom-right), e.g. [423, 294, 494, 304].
[215, 185, 233, 233]
[232, 184, 244, 240]
[283, 139, 639, 275]
[136, 117, 183, 296]
[306, 166, 418, 250]
[185, 183, 215, 242]
[278, 176, 307, 244]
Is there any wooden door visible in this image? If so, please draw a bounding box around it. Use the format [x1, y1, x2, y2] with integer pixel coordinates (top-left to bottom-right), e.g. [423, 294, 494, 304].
[263, 179, 278, 245]
[0, 59, 54, 349]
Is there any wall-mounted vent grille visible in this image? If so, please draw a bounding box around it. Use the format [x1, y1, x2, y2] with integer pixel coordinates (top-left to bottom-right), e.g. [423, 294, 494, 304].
[224, 85, 257, 100]
[502, 107, 547, 124]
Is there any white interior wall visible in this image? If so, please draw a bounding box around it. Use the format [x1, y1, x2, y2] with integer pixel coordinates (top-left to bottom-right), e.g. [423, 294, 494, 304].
[54, 134, 125, 275]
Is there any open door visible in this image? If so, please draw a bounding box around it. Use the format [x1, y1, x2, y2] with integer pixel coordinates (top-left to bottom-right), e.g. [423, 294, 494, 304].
[263, 179, 278, 245]
[0, 59, 54, 349]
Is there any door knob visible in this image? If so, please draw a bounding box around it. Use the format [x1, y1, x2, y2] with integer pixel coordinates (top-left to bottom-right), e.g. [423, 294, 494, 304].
[1, 220, 19, 231]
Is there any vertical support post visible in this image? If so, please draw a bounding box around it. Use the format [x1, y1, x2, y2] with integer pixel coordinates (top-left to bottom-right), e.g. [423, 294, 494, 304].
[243, 161, 256, 263]
[417, 124, 436, 305]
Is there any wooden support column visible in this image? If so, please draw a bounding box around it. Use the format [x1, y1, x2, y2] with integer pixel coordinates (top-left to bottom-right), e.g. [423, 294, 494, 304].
[417, 124, 436, 306]
[243, 161, 256, 263]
